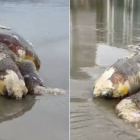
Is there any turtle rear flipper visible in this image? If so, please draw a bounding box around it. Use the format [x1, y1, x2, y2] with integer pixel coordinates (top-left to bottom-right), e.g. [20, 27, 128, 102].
[116, 92, 140, 129]
[17, 60, 66, 95]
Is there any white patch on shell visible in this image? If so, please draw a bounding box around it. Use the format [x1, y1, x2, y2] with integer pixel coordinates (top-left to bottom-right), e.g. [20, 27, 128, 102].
[26, 40, 33, 47]
[13, 35, 19, 41]
[0, 25, 11, 30]
[93, 67, 115, 97]
[18, 49, 25, 58]
[24, 75, 30, 78]
[0, 53, 7, 60]
[33, 77, 37, 80]
[4, 69, 28, 99]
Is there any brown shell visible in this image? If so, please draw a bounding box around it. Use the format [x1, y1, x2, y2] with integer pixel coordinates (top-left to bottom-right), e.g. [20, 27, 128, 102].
[110, 72, 127, 85]
[0, 27, 40, 70]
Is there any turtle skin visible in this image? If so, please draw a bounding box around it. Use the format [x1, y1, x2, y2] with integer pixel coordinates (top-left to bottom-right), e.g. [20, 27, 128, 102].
[93, 52, 140, 130]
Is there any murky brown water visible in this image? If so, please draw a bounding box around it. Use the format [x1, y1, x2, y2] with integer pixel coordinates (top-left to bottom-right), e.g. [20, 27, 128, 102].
[0, 0, 69, 140]
[70, 0, 140, 140]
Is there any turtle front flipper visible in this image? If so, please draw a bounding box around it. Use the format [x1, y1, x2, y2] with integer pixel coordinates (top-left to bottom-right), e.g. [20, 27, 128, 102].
[116, 92, 140, 129]
[17, 60, 66, 95]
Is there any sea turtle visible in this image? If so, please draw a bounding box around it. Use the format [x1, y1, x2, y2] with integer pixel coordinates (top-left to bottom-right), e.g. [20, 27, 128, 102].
[93, 52, 140, 129]
[0, 26, 65, 99]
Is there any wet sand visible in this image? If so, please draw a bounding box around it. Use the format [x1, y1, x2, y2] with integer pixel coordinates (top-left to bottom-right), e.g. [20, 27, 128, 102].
[71, 0, 140, 140]
[0, 0, 69, 140]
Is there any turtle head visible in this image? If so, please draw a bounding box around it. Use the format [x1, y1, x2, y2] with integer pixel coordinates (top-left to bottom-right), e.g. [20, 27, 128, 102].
[93, 80, 116, 98]
[3, 70, 28, 100]
[93, 83, 129, 98]
[93, 67, 130, 98]
[5, 84, 28, 100]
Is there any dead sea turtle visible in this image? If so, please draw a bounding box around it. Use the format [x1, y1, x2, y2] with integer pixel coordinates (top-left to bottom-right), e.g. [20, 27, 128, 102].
[0, 26, 65, 99]
[93, 52, 140, 129]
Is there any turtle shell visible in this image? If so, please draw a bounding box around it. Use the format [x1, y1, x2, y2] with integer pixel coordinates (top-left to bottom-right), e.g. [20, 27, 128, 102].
[0, 26, 40, 70]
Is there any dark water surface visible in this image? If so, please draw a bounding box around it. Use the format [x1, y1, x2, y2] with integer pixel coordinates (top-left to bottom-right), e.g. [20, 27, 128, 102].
[71, 0, 140, 140]
[0, 0, 69, 140]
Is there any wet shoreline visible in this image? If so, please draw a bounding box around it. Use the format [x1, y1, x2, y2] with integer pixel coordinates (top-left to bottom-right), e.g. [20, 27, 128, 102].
[71, 0, 140, 140]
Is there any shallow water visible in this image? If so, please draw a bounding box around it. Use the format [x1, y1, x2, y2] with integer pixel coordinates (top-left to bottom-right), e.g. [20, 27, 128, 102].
[71, 0, 140, 140]
[0, 0, 69, 140]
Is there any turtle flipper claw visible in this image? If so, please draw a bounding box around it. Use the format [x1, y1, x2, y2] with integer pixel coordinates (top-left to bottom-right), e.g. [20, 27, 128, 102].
[34, 86, 66, 95]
